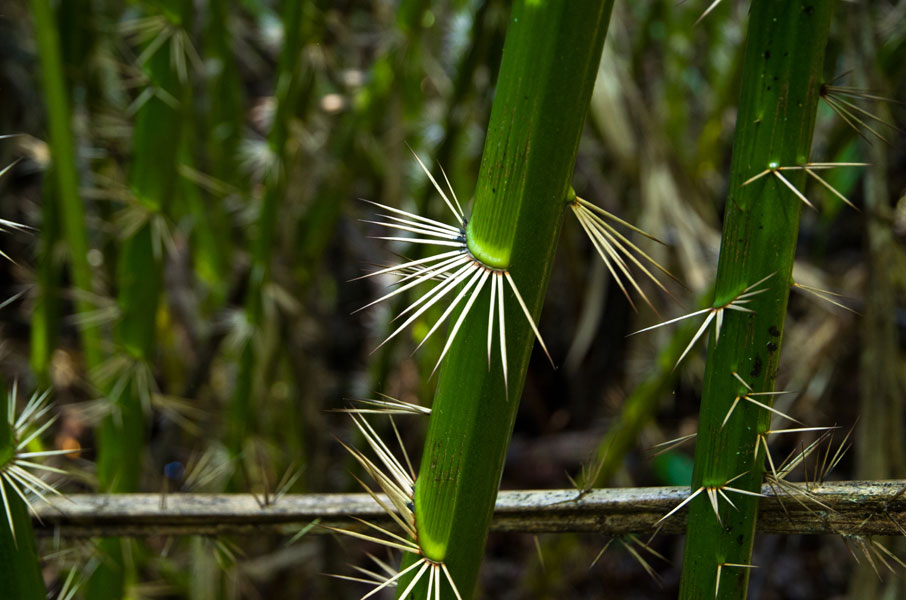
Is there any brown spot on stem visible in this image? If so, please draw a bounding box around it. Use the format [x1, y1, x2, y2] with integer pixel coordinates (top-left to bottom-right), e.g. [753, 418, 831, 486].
[750, 355, 763, 378]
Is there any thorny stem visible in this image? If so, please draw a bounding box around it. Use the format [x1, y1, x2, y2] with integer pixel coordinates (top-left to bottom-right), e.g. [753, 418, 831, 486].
[679, 2, 833, 599]
[403, 2, 615, 598]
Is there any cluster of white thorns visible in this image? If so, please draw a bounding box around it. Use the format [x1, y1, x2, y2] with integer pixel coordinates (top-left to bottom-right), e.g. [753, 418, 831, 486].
[328, 409, 463, 600]
[1, 384, 69, 544]
[342, 100, 873, 593]
[356, 151, 678, 392]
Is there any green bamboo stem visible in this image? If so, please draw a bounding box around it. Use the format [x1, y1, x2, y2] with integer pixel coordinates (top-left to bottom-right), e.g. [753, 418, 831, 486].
[30, 0, 102, 372]
[191, 0, 242, 306]
[95, 1, 186, 489]
[400, 3, 615, 598]
[679, 3, 832, 598]
[330, 0, 435, 395]
[30, 167, 62, 386]
[87, 3, 188, 596]
[31, 0, 95, 386]
[204, 0, 243, 184]
[848, 9, 906, 598]
[32, 0, 107, 594]
[228, 0, 306, 457]
[182, 138, 227, 307]
[22, 1, 97, 594]
[0, 485, 45, 600]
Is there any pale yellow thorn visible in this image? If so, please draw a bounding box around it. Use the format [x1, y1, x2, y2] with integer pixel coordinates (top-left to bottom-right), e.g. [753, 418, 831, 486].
[408, 147, 463, 222]
[487, 268, 497, 369]
[504, 271, 554, 368]
[731, 371, 753, 391]
[655, 486, 704, 526]
[695, 0, 725, 26]
[715, 563, 757, 599]
[741, 168, 773, 187]
[431, 267, 490, 376]
[772, 170, 816, 210]
[442, 562, 465, 600]
[497, 273, 508, 396]
[395, 559, 431, 600]
[360, 556, 426, 600]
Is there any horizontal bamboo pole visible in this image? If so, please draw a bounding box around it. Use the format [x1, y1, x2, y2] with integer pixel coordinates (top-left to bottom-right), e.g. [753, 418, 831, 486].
[32, 480, 905, 538]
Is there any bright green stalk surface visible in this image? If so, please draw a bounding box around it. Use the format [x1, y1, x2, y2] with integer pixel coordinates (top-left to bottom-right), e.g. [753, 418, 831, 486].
[0, 396, 45, 598]
[679, 3, 832, 599]
[403, 2, 614, 598]
[30, 0, 102, 371]
[463, 0, 615, 269]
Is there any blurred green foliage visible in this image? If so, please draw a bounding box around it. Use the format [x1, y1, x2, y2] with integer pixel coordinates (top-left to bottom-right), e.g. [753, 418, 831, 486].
[0, 0, 902, 598]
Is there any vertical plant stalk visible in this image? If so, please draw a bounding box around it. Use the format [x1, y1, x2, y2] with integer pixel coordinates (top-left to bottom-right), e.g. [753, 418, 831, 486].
[30, 0, 102, 371]
[400, 3, 615, 598]
[30, 167, 62, 385]
[192, 0, 243, 305]
[87, 2, 188, 597]
[0, 396, 45, 599]
[228, 0, 306, 458]
[23, 3, 93, 593]
[96, 5, 184, 490]
[678, 3, 832, 599]
[848, 8, 906, 598]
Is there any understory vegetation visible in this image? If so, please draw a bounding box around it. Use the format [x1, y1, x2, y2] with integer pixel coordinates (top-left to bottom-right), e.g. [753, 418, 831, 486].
[0, 0, 905, 598]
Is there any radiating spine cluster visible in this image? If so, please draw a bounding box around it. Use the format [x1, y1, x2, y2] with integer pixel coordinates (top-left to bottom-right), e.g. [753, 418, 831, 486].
[357, 150, 552, 393]
[329, 410, 463, 600]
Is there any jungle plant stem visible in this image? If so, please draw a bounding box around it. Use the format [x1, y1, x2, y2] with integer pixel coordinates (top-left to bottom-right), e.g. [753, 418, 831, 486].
[15, 0, 100, 595]
[87, 2, 189, 596]
[30, 0, 102, 371]
[678, 3, 832, 598]
[227, 0, 307, 459]
[401, 2, 615, 598]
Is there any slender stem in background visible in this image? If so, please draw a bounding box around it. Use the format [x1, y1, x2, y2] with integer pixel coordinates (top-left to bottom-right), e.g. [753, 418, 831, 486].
[30, 0, 102, 371]
[848, 6, 906, 598]
[17, 0, 101, 595]
[330, 0, 435, 396]
[227, 0, 307, 460]
[30, 167, 62, 385]
[401, 3, 615, 598]
[87, 1, 189, 596]
[194, 0, 242, 306]
[679, 2, 833, 598]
